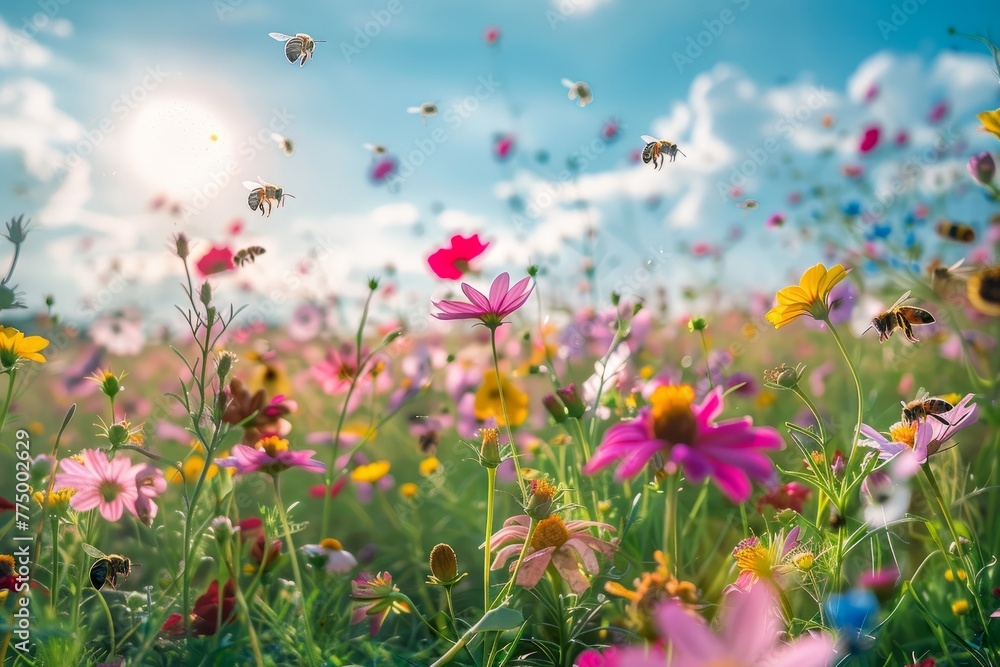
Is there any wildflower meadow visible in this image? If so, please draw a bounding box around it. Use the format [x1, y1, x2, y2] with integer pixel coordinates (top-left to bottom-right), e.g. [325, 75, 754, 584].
[1, 2, 1000, 666]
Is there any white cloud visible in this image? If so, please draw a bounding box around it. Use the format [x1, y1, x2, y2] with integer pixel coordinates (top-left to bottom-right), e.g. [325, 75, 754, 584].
[437, 209, 488, 231]
[0, 19, 52, 68]
[369, 202, 420, 227]
[551, 0, 613, 14]
[0, 78, 81, 179]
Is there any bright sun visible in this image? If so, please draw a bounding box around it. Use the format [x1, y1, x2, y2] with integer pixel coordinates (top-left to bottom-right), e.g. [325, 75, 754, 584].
[127, 99, 233, 195]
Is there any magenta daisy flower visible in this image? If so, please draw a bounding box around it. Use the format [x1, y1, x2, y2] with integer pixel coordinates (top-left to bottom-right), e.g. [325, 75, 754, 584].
[859, 393, 978, 465]
[53, 449, 144, 522]
[486, 514, 616, 594]
[431, 272, 533, 330]
[583, 385, 782, 504]
[214, 436, 326, 476]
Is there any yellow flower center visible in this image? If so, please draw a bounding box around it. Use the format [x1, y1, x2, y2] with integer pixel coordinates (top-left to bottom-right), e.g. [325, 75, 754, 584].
[256, 435, 289, 457]
[733, 539, 771, 577]
[889, 421, 917, 448]
[419, 457, 440, 477]
[0, 554, 14, 577]
[531, 515, 570, 550]
[320, 538, 343, 551]
[400, 482, 419, 499]
[99, 480, 123, 503]
[649, 385, 697, 444]
[352, 460, 390, 483]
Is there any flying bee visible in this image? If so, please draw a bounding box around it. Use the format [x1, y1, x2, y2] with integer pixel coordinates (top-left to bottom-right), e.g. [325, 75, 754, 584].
[935, 220, 976, 243]
[901, 389, 953, 425]
[268, 32, 326, 67]
[363, 143, 388, 156]
[735, 199, 759, 210]
[407, 102, 438, 125]
[271, 132, 294, 156]
[560, 78, 593, 107]
[862, 290, 935, 343]
[83, 544, 135, 591]
[234, 246, 266, 267]
[640, 135, 686, 170]
[243, 178, 295, 217]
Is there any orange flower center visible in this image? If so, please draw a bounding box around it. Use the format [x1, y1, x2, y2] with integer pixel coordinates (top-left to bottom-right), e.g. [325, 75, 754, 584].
[889, 421, 917, 448]
[256, 436, 289, 457]
[99, 480, 124, 503]
[649, 385, 697, 444]
[320, 538, 343, 551]
[531, 515, 570, 550]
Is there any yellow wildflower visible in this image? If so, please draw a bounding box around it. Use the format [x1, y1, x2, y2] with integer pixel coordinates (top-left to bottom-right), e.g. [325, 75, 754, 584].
[765, 263, 850, 328]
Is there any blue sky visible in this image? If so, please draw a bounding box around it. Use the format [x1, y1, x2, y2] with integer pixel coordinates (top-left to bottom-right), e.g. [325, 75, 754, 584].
[0, 0, 998, 332]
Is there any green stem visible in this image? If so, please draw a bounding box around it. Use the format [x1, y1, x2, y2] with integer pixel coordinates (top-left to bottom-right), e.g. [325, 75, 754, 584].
[698, 330, 714, 390]
[922, 465, 997, 659]
[664, 471, 679, 570]
[490, 328, 526, 501]
[483, 467, 496, 614]
[493, 520, 537, 607]
[0, 370, 16, 435]
[223, 546, 265, 667]
[95, 590, 116, 659]
[823, 319, 864, 479]
[273, 475, 319, 667]
[49, 516, 59, 611]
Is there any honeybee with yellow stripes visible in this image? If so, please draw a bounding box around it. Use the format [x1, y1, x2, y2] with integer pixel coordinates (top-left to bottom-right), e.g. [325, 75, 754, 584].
[269, 32, 326, 67]
[640, 135, 686, 170]
[862, 290, 935, 343]
[935, 220, 976, 243]
[83, 544, 135, 591]
[243, 178, 295, 217]
[901, 389, 953, 425]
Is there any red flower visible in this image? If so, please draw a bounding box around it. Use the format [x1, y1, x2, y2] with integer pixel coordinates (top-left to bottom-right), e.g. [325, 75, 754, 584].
[309, 477, 348, 499]
[159, 580, 237, 637]
[194, 245, 235, 278]
[483, 26, 501, 45]
[859, 125, 880, 153]
[0, 495, 14, 512]
[756, 482, 811, 514]
[493, 134, 515, 161]
[427, 234, 489, 280]
[928, 101, 948, 124]
[370, 156, 397, 183]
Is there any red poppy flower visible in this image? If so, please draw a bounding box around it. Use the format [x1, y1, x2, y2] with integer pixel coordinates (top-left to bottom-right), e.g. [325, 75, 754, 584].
[194, 245, 235, 278]
[427, 233, 489, 280]
[484, 26, 501, 45]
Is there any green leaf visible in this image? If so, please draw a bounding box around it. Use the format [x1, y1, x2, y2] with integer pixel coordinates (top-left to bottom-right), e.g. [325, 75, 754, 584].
[472, 607, 523, 633]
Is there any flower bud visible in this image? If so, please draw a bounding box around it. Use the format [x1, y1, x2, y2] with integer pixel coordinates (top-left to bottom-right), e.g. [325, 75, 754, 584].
[3, 215, 29, 244]
[527, 264, 539, 277]
[429, 543, 458, 582]
[831, 450, 846, 480]
[542, 394, 568, 423]
[199, 281, 212, 306]
[107, 422, 130, 447]
[968, 151, 996, 185]
[216, 351, 237, 382]
[173, 232, 190, 259]
[555, 383, 586, 419]
[367, 276, 380, 290]
[687, 316, 707, 332]
[479, 427, 502, 468]
[211, 516, 236, 545]
[525, 479, 557, 520]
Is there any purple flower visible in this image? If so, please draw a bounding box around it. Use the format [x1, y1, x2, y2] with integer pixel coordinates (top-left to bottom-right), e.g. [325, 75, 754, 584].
[432, 272, 533, 330]
[859, 393, 978, 464]
[968, 151, 996, 185]
[215, 436, 326, 475]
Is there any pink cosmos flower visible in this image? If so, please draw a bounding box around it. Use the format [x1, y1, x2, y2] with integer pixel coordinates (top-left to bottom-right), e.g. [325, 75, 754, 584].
[928, 100, 948, 124]
[427, 233, 489, 280]
[89, 310, 146, 356]
[214, 436, 326, 476]
[726, 526, 800, 594]
[859, 393, 978, 464]
[432, 272, 533, 330]
[487, 514, 616, 594]
[493, 134, 516, 161]
[350, 571, 409, 635]
[134, 463, 167, 527]
[483, 26, 501, 45]
[195, 245, 235, 278]
[859, 125, 880, 153]
[584, 385, 782, 503]
[369, 156, 397, 183]
[591, 584, 836, 667]
[53, 449, 144, 522]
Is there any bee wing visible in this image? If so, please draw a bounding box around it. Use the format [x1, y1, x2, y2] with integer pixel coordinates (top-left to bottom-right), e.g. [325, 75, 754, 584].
[560, 78, 575, 88]
[886, 290, 912, 311]
[897, 306, 934, 325]
[948, 258, 966, 272]
[640, 135, 657, 144]
[406, 106, 423, 114]
[913, 387, 929, 401]
[268, 32, 293, 42]
[82, 543, 108, 559]
[242, 180, 263, 191]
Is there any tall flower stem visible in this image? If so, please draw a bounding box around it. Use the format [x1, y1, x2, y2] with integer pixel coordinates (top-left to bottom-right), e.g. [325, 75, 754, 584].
[664, 471, 680, 570]
[823, 319, 863, 476]
[922, 465, 997, 658]
[483, 467, 497, 614]
[222, 546, 265, 667]
[698, 330, 714, 390]
[272, 475, 318, 667]
[489, 328, 526, 501]
[0, 370, 16, 434]
[492, 520, 537, 607]
[49, 516, 59, 611]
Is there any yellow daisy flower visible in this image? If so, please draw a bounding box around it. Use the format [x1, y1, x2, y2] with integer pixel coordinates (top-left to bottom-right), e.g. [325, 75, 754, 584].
[765, 263, 850, 328]
[352, 460, 391, 483]
[979, 108, 1000, 141]
[474, 371, 528, 427]
[0, 326, 49, 367]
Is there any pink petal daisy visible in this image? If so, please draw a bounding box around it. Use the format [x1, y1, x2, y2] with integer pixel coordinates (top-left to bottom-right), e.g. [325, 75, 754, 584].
[432, 272, 534, 330]
[485, 514, 616, 595]
[583, 385, 782, 504]
[859, 393, 978, 465]
[53, 449, 143, 523]
[427, 233, 489, 280]
[214, 436, 326, 476]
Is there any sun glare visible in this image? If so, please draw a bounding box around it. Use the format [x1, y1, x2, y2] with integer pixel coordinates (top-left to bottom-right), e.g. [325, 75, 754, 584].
[127, 99, 233, 195]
